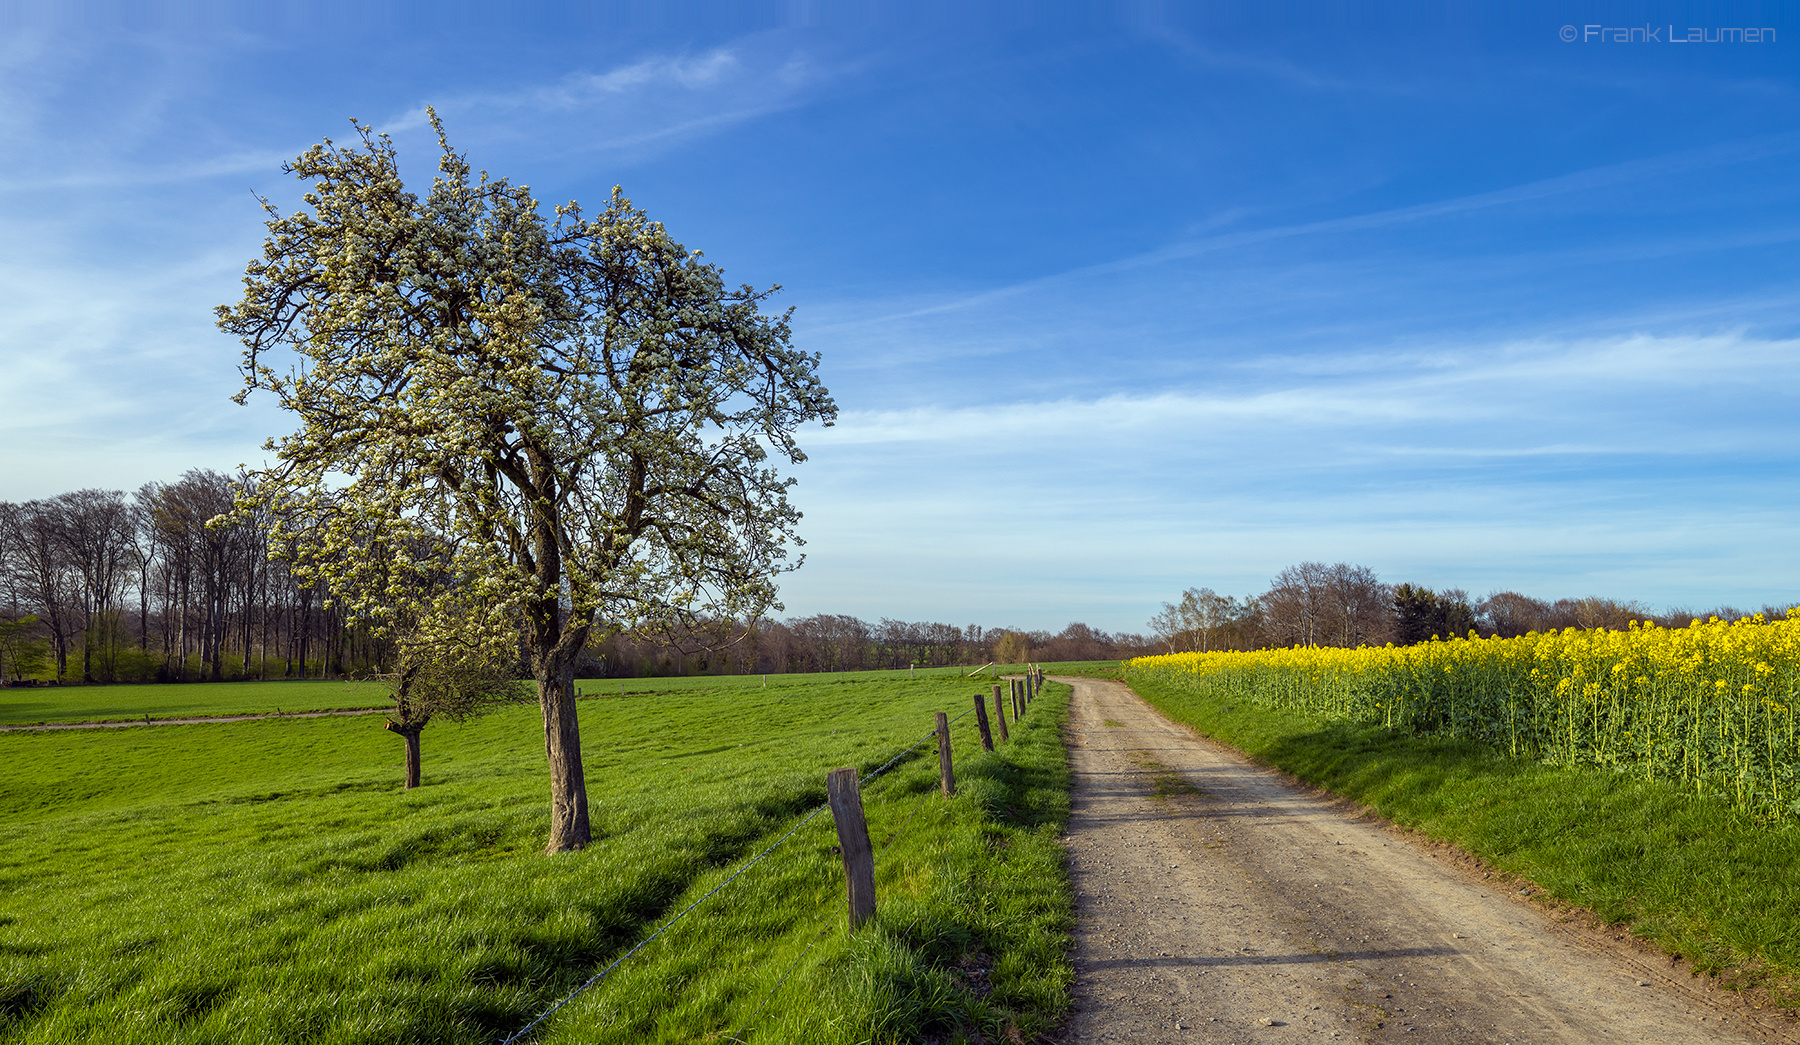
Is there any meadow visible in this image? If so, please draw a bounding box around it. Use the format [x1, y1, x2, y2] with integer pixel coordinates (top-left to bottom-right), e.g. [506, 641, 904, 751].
[0, 663, 1079, 727]
[0, 675, 1074, 1043]
[0, 680, 388, 726]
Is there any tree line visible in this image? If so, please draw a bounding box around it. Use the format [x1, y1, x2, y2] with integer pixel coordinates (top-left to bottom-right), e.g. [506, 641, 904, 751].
[0, 475, 1154, 684]
[0, 471, 339, 684]
[589, 617, 1156, 678]
[1148, 560, 1793, 653]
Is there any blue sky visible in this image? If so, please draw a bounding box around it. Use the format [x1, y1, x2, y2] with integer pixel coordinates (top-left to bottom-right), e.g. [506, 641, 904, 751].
[3, 3, 1799, 632]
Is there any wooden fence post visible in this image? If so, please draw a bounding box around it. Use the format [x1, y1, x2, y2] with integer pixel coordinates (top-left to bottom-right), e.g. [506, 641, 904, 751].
[827, 767, 876, 931]
[973, 693, 994, 750]
[992, 684, 1009, 743]
[935, 711, 955, 797]
[1011, 679, 1021, 719]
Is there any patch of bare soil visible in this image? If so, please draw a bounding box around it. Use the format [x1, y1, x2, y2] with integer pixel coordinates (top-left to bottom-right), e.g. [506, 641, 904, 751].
[1053, 676, 1800, 1045]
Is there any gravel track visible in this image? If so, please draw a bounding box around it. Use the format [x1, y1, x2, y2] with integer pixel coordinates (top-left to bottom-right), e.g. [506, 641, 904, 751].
[1055, 675, 1798, 1045]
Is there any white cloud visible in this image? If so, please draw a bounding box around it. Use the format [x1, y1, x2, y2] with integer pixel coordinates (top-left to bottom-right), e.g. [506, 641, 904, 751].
[580, 50, 741, 93]
[770, 327, 1800, 629]
[815, 331, 1800, 454]
[381, 36, 835, 164]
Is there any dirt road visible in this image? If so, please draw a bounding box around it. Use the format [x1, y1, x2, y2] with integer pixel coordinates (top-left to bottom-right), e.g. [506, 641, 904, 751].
[1055, 676, 1797, 1045]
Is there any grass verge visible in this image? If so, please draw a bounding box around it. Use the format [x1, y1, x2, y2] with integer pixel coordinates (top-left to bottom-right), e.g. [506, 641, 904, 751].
[1126, 673, 1800, 1003]
[0, 676, 1073, 1043]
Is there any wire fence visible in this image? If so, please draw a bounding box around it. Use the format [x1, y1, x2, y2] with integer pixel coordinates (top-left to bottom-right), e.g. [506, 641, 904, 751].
[496, 682, 1033, 1044]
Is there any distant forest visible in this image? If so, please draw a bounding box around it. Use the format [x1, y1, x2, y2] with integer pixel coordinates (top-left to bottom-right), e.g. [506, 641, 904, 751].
[1148, 560, 1795, 655]
[0, 472, 1150, 685]
[5, 477, 1779, 686]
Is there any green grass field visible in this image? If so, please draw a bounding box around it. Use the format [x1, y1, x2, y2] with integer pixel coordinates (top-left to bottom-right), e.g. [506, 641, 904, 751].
[0, 675, 1073, 1043]
[1126, 672, 1800, 1001]
[1033, 661, 1120, 679]
[575, 664, 1015, 696]
[0, 664, 1061, 727]
[0, 680, 388, 726]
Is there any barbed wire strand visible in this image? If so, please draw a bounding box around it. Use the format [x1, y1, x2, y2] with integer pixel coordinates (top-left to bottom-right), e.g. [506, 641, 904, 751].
[880, 782, 942, 851]
[881, 706, 990, 847]
[733, 707, 978, 1037]
[858, 728, 937, 787]
[500, 708, 979, 1045]
[729, 706, 980, 1042]
[498, 801, 832, 1045]
[723, 922, 835, 1044]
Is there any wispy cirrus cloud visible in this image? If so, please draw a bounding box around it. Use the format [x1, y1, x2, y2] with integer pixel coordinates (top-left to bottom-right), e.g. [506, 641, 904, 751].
[382, 38, 835, 164]
[815, 330, 1800, 460]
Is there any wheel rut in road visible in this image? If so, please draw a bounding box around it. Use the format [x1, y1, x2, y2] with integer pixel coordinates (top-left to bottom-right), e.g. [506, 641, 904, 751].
[1054, 675, 1797, 1045]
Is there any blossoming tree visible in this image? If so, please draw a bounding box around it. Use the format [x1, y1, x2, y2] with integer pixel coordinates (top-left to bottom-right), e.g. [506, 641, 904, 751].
[217, 113, 835, 852]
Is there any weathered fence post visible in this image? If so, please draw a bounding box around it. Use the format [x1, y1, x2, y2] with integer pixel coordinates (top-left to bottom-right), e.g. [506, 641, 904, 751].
[827, 767, 876, 931]
[992, 684, 1009, 743]
[936, 711, 955, 797]
[973, 693, 994, 750]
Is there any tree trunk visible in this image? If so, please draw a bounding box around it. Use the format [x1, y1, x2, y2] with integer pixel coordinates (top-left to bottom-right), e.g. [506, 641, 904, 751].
[384, 720, 424, 789]
[537, 658, 590, 852]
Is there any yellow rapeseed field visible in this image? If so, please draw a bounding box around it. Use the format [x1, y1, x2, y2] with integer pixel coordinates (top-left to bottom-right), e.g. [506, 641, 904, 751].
[1125, 613, 1800, 818]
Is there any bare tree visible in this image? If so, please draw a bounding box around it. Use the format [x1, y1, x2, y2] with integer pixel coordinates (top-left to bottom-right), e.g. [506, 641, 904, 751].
[1570, 597, 1649, 631]
[1147, 601, 1183, 653]
[141, 471, 244, 681]
[1320, 563, 1391, 647]
[6, 502, 78, 680]
[1037, 622, 1114, 661]
[48, 490, 137, 681]
[1261, 562, 1390, 648]
[1262, 561, 1330, 647]
[1477, 591, 1548, 637]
